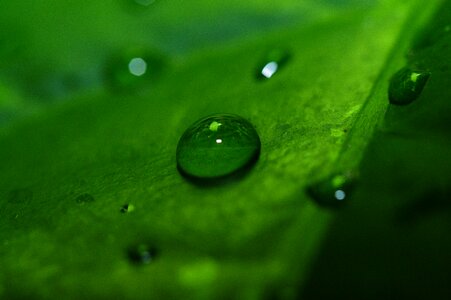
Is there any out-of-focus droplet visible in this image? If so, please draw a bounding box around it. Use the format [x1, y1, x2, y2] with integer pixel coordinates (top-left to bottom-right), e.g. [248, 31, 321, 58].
[306, 173, 356, 208]
[128, 58, 147, 77]
[105, 48, 165, 90]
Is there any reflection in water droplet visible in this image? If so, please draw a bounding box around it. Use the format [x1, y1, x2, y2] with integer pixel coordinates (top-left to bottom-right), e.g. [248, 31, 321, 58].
[128, 244, 158, 264]
[120, 204, 135, 213]
[256, 50, 290, 80]
[8, 189, 33, 203]
[176, 114, 261, 180]
[388, 67, 430, 105]
[306, 173, 355, 208]
[75, 193, 95, 204]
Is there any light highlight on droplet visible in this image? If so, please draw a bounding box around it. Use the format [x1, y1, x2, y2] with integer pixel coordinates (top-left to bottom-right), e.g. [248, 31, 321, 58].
[261, 62, 278, 78]
[334, 190, 346, 200]
[128, 58, 147, 77]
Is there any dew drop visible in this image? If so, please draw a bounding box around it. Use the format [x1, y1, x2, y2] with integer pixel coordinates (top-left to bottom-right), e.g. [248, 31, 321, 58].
[128, 244, 158, 265]
[176, 114, 261, 180]
[105, 49, 165, 90]
[75, 193, 95, 204]
[306, 173, 355, 208]
[8, 188, 33, 203]
[256, 50, 290, 80]
[388, 67, 430, 105]
[120, 204, 135, 213]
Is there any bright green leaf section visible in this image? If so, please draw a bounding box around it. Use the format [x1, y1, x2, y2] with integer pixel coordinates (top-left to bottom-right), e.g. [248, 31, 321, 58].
[0, 0, 444, 299]
[302, 1, 451, 298]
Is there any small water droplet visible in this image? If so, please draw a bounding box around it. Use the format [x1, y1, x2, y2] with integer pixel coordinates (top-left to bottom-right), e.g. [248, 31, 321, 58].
[8, 188, 33, 203]
[128, 244, 158, 264]
[105, 49, 165, 90]
[75, 193, 95, 204]
[388, 67, 430, 105]
[256, 50, 290, 80]
[306, 173, 356, 208]
[176, 114, 261, 180]
[120, 204, 135, 213]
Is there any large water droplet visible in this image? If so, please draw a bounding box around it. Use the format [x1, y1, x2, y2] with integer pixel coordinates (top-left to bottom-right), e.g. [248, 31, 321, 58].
[306, 173, 356, 208]
[105, 49, 165, 90]
[256, 50, 290, 80]
[176, 114, 261, 180]
[75, 193, 95, 204]
[128, 244, 158, 264]
[388, 67, 430, 105]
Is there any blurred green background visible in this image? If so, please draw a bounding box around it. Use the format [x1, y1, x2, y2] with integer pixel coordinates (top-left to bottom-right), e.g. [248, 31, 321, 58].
[0, 0, 450, 299]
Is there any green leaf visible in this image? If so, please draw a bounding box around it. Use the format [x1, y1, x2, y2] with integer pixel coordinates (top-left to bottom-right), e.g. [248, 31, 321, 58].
[0, 0, 448, 299]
